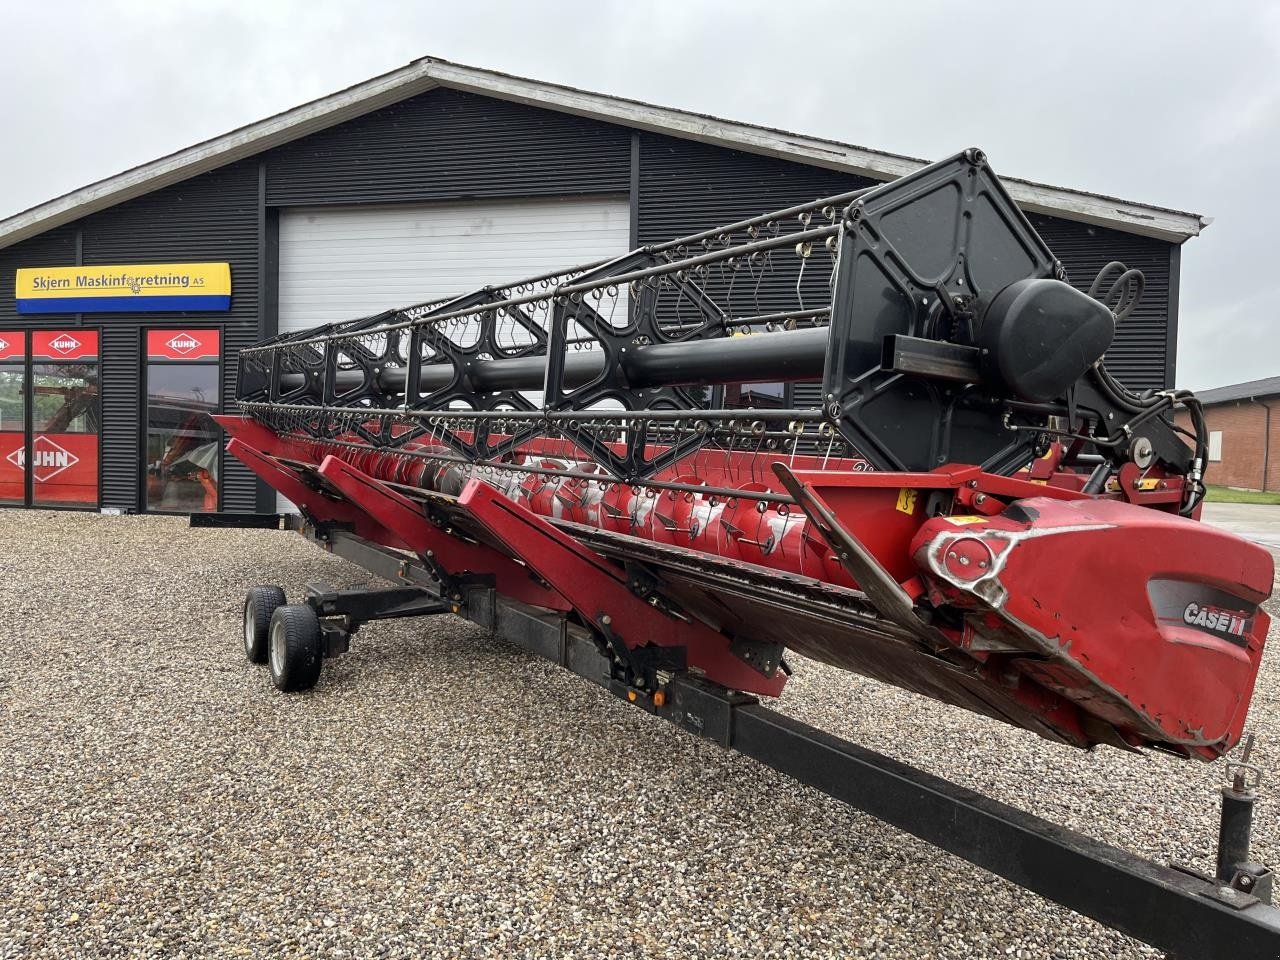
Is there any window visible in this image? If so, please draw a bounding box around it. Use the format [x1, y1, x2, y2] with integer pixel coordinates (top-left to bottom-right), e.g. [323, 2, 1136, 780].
[30, 330, 100, 509]
[1209, 430, 1223, 462]
[145, 329, 221, 513]
[0, 330, 101, 510]
[0, 335, 24, 505]
[725, 381, 786, 410]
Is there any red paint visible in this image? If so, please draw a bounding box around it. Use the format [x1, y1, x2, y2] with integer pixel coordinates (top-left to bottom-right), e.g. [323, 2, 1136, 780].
[459, 478, 788, 698]
[0, 431, 22, 502]
[315, 455, 571, 613]
[912, 499, 1273, 759]
[217, 414, 1274, 759]
[0, 334, 24, 361]
[31, 330, 99, 362]
[1, 432, 99, 505]
[147, 328, 220, 361]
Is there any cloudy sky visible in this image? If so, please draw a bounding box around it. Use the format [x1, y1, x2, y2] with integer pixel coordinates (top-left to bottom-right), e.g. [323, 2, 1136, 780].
[1, 0, 1276, 390]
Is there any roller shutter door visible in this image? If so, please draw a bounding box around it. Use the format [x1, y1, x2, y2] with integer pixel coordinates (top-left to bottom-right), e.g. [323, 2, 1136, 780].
[277, 196, 631, 333]
[275, 195, 630, 508]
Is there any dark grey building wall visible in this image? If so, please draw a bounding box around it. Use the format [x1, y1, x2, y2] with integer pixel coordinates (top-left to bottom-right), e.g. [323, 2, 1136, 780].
[264, 88, 632, 205]
[79, 158, 260, 512]
[0, 161, 260, 513]
[0, 86, 1182, 513]
[0, 227, 79, 326]
[1029, 213, 1177, 389]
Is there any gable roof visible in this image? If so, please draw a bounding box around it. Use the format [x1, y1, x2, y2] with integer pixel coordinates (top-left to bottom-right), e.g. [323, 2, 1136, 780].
[0, 55, 1209, 251]
[1196, 376, 1280, 405]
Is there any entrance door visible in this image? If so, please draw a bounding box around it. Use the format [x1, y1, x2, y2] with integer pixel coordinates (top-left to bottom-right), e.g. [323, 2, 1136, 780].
[0, 333, 23, 505]
[144, 328, 222, 513]
[0, 329, 101, 509]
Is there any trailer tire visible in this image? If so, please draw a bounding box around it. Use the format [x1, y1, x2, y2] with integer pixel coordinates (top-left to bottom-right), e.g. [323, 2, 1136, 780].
[243, 585, 286, 665]
[267, 604, 324, 692]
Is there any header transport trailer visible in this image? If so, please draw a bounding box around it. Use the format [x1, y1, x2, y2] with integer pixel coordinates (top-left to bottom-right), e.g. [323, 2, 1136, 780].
[206, 150, 1279, 957]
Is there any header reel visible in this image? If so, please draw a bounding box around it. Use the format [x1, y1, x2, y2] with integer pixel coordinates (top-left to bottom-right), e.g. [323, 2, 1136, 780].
[227, 147, 1260, 764]
[824, 148, 1202, 511]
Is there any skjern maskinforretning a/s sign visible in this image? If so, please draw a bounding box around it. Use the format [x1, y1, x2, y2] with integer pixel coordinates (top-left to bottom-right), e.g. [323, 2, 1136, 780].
[15, 263, 231, 313]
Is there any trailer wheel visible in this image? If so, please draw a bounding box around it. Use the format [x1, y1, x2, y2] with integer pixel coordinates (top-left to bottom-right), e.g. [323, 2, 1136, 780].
[243, 585, 286, 665]
[267, 604, 324, 692]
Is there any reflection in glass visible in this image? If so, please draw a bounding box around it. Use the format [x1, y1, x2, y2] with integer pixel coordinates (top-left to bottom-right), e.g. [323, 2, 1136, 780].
[31, 363, 100, 508]
[0, 364, 24, 505]
[32, 364, 99, 432]
[146, 364, 220, 513]
[725, 381, 786, 410]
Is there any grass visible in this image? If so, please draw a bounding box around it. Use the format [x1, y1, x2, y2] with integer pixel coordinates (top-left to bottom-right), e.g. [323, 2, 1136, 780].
[1204, 484, 1280, 505]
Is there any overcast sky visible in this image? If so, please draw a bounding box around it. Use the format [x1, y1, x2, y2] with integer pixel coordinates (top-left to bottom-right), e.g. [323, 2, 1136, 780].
[1, 0, 1276, 390]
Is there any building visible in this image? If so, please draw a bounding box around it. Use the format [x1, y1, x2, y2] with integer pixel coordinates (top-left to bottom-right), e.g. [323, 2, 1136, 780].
[1177, 376, 1280, 492]
[0, 56, 1207, 515]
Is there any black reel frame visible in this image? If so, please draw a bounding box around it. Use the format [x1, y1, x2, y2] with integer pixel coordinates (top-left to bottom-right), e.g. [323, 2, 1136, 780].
[237, 149, 1206, 512]
[824, 149, 1201, 507]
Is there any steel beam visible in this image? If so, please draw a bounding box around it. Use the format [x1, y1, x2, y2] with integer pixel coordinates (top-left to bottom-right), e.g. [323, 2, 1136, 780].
[298, 523, 1280, 960]
[281, 325, 829, 396]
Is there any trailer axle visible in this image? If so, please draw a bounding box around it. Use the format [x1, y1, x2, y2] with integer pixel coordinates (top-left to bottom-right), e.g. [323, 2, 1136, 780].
[244, 518, 1280, 960]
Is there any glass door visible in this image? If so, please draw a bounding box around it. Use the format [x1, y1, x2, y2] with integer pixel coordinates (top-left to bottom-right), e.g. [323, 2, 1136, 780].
[144, 329, 222, 513]
[9, 329, 101, 510]
[0, 333, 24, 505]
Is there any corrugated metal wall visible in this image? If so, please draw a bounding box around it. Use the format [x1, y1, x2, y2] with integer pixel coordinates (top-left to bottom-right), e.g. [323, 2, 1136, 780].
[264, 89, 631, 205]
[77, 159, 260, 512]
[0, 87, 1181, 514]
[1029, 214, 1175, 389]
[0, 228, 78, 325]
[0, 162, 260, 514]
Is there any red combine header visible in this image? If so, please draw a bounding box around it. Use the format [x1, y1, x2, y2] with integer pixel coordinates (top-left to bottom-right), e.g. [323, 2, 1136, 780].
[221, 149, 1272, 759]
[211, 150, 1280, 956]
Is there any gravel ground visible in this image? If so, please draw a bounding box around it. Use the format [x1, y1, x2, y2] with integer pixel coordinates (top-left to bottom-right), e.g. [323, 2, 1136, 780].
[1, 511, 1277, 959]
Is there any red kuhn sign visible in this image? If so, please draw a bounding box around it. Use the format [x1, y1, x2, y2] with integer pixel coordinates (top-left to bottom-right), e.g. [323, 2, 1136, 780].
[32, 329, 99, 362]
[0, 432, 99, 505]
[0, 334, 23, 361]
[147, 328, 220, 361]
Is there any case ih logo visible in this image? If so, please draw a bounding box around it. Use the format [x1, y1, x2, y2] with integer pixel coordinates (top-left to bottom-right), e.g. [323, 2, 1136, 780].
[5, 436, 81, 482]
[165, 332, 201, 355]
[49, 333, 81, 355]
[1183, 601, 1248, 638]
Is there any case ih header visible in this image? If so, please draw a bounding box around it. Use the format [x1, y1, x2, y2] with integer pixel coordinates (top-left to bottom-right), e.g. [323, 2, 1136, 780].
[215, 150, 1279, 956]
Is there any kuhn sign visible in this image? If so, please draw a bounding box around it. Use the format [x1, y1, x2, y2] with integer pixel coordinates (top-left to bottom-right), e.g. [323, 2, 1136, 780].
[6, 435, 81, 482]
[146, 328, 219, 361]
[166, 333, 201, 354]
[31, 329, 99, 361]
[0, 431, 98, 505]
[49, 333, 80, 355]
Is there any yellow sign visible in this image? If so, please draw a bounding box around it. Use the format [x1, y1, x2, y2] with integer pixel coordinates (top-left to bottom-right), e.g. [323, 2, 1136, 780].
[16, 262, 231, 314]
[895, 488, 919, 514]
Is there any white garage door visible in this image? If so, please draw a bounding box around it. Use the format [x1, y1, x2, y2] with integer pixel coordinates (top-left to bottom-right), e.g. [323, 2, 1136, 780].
[274, 195, 631, 509]
[278, 195, 631, 334]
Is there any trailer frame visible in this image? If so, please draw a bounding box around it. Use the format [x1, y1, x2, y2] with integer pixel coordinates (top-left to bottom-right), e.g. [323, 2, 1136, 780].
[228, 512, 1280, 960]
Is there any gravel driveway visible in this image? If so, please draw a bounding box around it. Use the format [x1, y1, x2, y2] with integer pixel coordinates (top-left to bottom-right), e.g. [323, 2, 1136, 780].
[1, 511, 1276, 959]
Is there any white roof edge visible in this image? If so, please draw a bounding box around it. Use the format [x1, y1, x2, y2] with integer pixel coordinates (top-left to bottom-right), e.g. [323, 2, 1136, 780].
[0, 56, 1209, 251]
